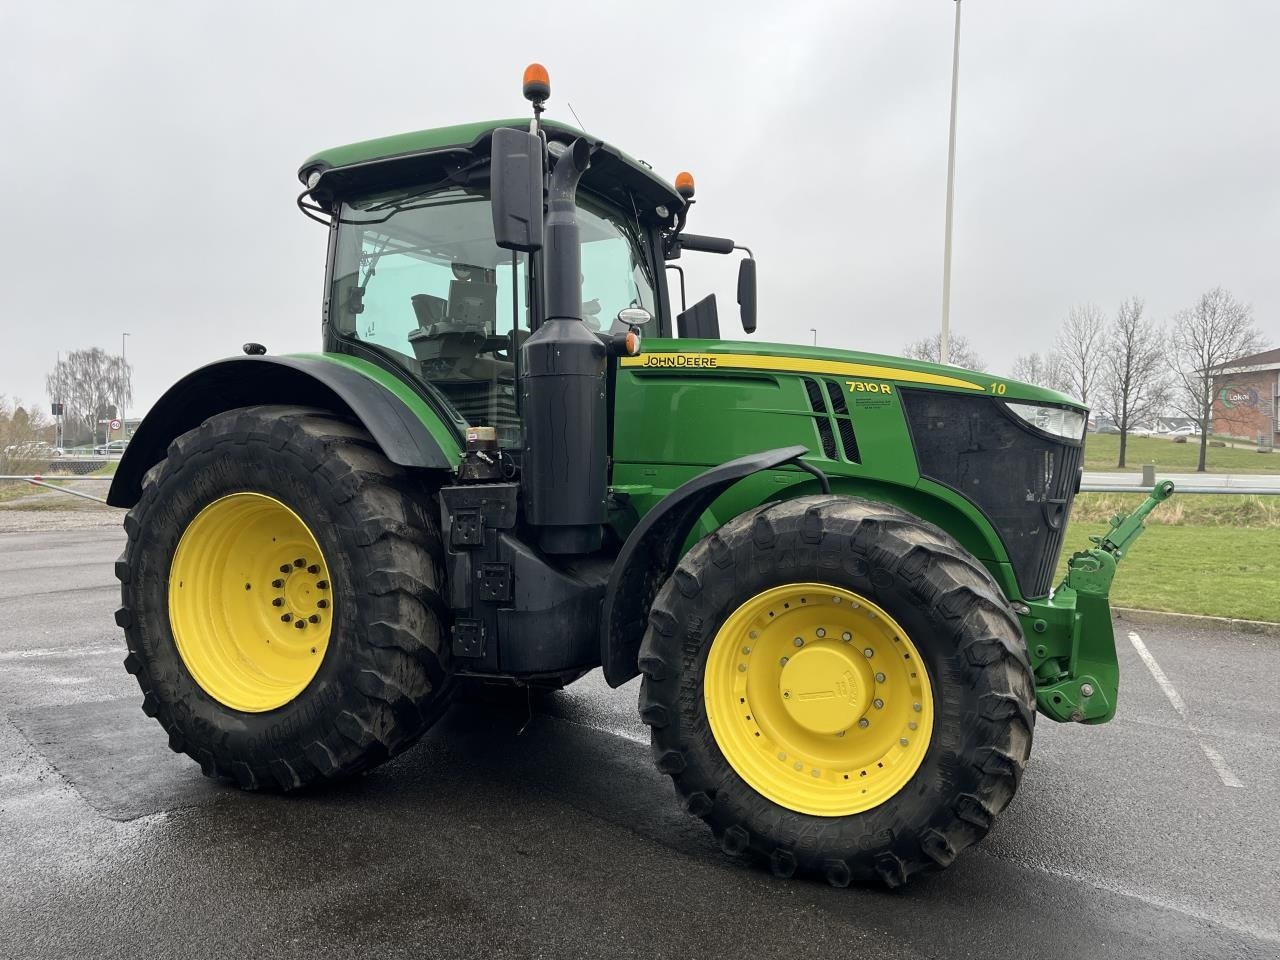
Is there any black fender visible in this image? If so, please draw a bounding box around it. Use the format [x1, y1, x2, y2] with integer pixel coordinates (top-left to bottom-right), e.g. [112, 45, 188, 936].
[107, 355, 460, 507]
[600, 445, 828, 687]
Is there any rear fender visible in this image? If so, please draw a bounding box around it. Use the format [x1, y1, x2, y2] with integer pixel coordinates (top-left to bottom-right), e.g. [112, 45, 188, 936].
[107, 355, 462, 507]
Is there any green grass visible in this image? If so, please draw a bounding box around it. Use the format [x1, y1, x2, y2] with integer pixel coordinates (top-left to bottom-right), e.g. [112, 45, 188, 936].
[1072, 492, 1280, 528]
[1056, 521, 1280, 622]
[1083, 433, 1280, 473]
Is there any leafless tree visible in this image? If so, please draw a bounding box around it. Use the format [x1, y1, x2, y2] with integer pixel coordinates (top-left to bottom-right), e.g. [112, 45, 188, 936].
[1054, 303, 1106, 404]
[0, 396, 52, 466]
[1169, 286, 1268, 472]
[903, 332, 984, 371]
[45, 348, 132, 448]
[1011, 352, 1070, 393]
[1098, 298, 1169, 468]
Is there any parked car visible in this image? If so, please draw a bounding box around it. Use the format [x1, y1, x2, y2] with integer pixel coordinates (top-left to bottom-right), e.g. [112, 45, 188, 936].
[94, 439, 129, 456]
[1169, 423, 1201, 437]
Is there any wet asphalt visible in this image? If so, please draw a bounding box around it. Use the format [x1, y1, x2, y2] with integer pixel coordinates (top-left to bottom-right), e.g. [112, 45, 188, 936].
[0, 526, 1277, 960]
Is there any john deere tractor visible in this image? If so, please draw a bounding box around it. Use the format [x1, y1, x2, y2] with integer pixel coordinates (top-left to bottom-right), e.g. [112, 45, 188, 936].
[109, 65, 1170, 887]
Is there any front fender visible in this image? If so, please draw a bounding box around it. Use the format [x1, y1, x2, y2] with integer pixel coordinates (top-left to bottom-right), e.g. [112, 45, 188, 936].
[599, 445, 819, 687]
[107, 354, 462, 507]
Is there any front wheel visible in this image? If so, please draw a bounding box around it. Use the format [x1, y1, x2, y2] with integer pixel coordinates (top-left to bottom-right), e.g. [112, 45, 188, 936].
[116, 405, 452, 791]
[638, 495, 1035, 887]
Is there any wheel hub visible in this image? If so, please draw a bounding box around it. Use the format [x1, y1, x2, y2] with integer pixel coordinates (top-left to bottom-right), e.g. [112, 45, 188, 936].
[778, 644, 871, 735]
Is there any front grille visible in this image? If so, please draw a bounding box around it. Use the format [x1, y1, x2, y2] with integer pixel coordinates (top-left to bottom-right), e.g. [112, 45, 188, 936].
[802, 377, 861, 463]
[900, 389, 1082, 599]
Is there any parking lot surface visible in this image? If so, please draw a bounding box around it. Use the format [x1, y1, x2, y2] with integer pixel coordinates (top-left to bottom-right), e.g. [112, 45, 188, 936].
[1, 524, 1277, 960]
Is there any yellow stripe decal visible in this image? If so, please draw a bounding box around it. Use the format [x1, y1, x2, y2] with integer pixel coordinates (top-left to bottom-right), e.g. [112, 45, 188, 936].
[620, 352, 985, 391]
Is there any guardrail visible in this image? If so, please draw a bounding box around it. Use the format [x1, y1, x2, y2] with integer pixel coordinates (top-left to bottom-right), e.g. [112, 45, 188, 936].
[1080, 484, 1279, 495]
[0, 475, 111, 504]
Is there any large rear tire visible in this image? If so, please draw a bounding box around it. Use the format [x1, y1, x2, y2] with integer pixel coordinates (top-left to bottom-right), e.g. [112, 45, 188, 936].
[638, 495, 1035, 887]
[115, 405, 452, 791]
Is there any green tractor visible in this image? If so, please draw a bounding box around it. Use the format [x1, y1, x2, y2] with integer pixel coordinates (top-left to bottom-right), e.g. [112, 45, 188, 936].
[109, 65, 1170, 887]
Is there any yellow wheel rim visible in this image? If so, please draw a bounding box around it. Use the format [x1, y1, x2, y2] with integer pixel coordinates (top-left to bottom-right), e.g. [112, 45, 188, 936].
[704, 583, 934, 817]
[168, 493, 333, 713]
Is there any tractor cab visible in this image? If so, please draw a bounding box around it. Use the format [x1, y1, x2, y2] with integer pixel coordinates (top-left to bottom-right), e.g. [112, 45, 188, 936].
[301, 116, 754, 450]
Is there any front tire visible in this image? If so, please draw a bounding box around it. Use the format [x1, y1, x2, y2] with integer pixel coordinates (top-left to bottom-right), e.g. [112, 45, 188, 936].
[116, 405, 452, 791]
[638, 495, 1035, 887]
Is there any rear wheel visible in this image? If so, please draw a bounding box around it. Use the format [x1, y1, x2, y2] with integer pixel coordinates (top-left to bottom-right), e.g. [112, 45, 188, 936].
[638, 495, 1035, 886]
[116, 405, 452, 791]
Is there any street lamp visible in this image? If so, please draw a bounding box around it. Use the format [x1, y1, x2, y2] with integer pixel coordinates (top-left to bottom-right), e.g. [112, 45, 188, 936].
[940, 0, 962, 366]
[121, 332, 131, 442]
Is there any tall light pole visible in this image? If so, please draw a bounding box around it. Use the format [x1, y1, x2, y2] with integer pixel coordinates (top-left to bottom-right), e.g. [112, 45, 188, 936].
[940, 0, 962, 366]
[121, 332, 131, 442]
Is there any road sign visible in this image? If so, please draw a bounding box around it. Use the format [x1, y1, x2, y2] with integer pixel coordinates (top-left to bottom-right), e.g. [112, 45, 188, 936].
[110, 418, 122, 431]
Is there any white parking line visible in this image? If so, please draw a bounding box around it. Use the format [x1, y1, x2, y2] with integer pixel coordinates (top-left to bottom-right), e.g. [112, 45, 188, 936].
[0, 644, 120, 662]
[1127, 631, 1244, 788]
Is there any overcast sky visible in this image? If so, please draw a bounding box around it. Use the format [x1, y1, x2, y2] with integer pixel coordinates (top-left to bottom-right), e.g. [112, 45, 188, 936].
[2, 0, 1277, 415]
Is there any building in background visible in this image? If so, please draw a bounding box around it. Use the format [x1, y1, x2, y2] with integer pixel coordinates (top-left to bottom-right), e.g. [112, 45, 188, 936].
[1210, 347, 1280, 448]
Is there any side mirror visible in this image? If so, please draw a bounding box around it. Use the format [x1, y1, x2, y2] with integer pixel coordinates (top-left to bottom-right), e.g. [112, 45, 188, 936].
[737, 257, 757, 333]
[490, 127, 544, 252]
[616, 307, 652, 328]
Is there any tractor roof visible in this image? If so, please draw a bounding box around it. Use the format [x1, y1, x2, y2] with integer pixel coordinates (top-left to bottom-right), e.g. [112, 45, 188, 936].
[298, 118, 684, 222]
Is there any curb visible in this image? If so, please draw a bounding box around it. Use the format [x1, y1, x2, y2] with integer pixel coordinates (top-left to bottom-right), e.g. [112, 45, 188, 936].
[1113, 606, 1280, 637]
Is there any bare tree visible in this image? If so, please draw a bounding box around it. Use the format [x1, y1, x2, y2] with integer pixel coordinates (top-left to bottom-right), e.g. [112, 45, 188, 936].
[1098, 298, 1168, 468]
[903, 332, 984, 371]
[0, 396, 52, 465]
[45, 348, 132, 448]
[1054, 303, 1106, 404]
[1169, 287, 1268, 472]
[1011, 352, 1070, 392]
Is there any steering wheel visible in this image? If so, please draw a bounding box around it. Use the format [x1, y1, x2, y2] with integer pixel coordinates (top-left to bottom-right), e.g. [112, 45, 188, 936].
[484, 329, 529, 362]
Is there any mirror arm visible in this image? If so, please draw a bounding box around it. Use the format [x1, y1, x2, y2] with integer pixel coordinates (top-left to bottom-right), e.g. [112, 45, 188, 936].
[665, 264, 687, 313]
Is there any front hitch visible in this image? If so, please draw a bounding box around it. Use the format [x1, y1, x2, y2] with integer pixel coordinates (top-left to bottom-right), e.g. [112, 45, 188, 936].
[1026, 480, 1175, 724]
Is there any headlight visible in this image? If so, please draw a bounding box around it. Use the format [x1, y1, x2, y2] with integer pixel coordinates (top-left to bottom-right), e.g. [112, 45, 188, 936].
[1004, 401, 1087, 441]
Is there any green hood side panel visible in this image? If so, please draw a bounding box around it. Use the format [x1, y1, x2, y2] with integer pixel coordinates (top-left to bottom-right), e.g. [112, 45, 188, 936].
[610, 338, 1030, 601]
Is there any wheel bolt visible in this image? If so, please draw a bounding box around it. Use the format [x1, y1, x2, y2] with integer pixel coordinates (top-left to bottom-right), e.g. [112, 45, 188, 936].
[272, 579, 285, 588]
[779, 657, 789, 666]
[317, 599, 329, 609]
[307, 564, 320, 574]
[875, 672, 886, 683]
[842, 632, 852, 642]
[863, 648, 874, 658]
[913, 702, 922, 712]
[858, 718, 869, 728]
[295, 620, 306, 630]
[815, 628, 826, 638]
[294, 558, 305, 568]
[279, 564, 291, 573]
[309, 614, 320, 624]
[272, 598, 284, 607]
[783, 690, 791, 699]
[900, 737, 909, 746]
[317, 580, 329, 590]
[874, 698, 884, 709]
[793, 637, 804, 648]
[280, 613, 292, 623]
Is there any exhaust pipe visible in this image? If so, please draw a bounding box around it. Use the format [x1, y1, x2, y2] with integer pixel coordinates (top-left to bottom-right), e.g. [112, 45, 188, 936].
[520, 139, 608, 554]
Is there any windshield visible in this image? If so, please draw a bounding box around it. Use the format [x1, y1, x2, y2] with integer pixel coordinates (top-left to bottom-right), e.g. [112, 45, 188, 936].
[330, 186, 655, 447]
